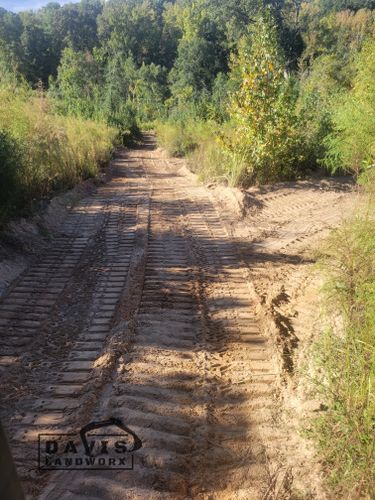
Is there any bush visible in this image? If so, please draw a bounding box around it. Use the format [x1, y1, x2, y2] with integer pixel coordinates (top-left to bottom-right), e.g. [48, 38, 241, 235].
[155, 119, 215, 157]
[296, 54, 341, 169]
[187, 126, 247, 186]
[0, 130, 24, 221]
[156, 117, 250, 186]
[104, 102, 141, 145]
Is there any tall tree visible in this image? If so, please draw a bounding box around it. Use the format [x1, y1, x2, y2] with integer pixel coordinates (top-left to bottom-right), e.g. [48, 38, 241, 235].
[98, 0, 162, 66]
[226, 10, 303, 183]
[168, 0, 228, 106]
[19, 11, 54, 84]
[52, 47, 102, 118]
[0, 8, 24, 76]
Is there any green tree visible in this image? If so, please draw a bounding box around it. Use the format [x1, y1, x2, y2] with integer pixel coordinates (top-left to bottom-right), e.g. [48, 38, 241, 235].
[168, 1, 227, 110]
[0, 8, 24, 77]
[38, 0, 103, 75]
[52, 47, 102, 119]
[225, 11, 303, 184]
[100, 53, 139, 136]
[297, 56, 335, 167]
[59, 0, 102, 52]
[134, 63, 167, 122]
[98, 0, 162, 66]
[19, 12, 54, 84]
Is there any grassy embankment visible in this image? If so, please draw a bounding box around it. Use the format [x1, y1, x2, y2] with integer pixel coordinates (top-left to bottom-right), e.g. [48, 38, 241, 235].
[313, 186, 375, 498]
[155, 120, 248, 185]
[0, 81, 117, 224]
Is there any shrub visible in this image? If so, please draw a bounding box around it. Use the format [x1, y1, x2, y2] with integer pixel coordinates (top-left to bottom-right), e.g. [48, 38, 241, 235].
[0, 130, 25, 221]
[296, 54, 341, 169]
[188, 126, 248, 186]
[155, 119, 215, 157]
[323, 40, 375, 177]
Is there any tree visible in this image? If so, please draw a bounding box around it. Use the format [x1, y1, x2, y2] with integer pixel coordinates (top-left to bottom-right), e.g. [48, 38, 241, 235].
[99, 53, 138, 135]
[19, 12, 54, 84]
[0, 8, 24, 76]
[52, 47, 102, 119]
[168, 0, 228, 108]
[225, 10, 303, 184]
[97, 0, 162, 66]
[63, 0, 102, 52]
[134, 63, 167, 122]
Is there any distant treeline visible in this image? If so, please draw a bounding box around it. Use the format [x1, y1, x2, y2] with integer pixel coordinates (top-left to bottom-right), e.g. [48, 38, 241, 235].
[1, 0, 375, 185]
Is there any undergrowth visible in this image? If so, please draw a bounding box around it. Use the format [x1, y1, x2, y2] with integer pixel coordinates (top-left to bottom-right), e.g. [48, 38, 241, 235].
[155, 119, 250, 186]
[155, 119, 215, 158]
[313, 197, 375, 498]
[0, 82, 117, 223]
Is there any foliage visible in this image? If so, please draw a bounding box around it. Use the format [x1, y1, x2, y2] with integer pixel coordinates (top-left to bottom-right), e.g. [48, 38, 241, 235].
[50, 47, 102, 120]
[97, 0, 162, 67]
[167, 1, 228, 108]
[0, 129, 24, 221]
[296, 54, 341, 168]
[0, 81, 116, 223]
[223, 12, 305, 185]
[0, 0, 375, 496]
[189, 132, 248, 186]
[155, 119, 208, 157]
[323, 39, 375, 176]
[1, 0, 374, 185]
[296, 7, 375, 169]
[169, 35, 222, 104]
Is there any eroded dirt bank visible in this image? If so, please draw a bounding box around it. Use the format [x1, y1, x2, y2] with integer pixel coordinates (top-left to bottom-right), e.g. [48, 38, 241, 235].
[0, 136, 355, 499]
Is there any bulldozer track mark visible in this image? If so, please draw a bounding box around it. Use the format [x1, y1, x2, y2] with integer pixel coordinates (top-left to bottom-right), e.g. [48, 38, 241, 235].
[0, 136, 355, 499]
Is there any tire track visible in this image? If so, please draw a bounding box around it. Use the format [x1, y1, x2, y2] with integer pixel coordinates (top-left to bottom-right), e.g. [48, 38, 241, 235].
[2, 137, 280, 499]
[0, 150, 150, 494]
[38, 137, 278, 500]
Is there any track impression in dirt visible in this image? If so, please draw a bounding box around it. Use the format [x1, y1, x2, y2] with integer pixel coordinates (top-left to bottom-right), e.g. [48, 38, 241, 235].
[0, 136, 355, 499]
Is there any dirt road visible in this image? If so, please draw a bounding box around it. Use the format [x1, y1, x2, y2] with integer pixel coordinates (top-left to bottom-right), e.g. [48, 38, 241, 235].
[0, 136, 355, 499]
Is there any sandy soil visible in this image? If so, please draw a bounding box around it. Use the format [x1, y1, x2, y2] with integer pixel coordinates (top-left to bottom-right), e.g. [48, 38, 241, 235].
[0, 178, 101, 300]
[0, 136, 356, 499]
[207, 176, 357, 498]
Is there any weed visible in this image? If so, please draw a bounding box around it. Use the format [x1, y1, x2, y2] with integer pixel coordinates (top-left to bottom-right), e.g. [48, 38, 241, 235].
[0, 84, 117, 223]
[312, 207, 375, 498]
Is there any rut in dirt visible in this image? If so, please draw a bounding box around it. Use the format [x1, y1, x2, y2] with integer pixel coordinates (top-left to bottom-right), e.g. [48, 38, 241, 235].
[0, 135, 278, 499]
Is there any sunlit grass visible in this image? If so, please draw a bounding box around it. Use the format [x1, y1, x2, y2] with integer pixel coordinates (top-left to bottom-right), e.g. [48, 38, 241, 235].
[0, 82, 117, 222]
[312, 203, 375, 498]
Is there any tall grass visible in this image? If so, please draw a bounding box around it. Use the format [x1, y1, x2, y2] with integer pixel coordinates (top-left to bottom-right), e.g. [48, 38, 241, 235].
[155, 119, 215, 158]
[0, 82, 117, 223]
[313, 201, 375, 498]
[155, 118, 250, 186]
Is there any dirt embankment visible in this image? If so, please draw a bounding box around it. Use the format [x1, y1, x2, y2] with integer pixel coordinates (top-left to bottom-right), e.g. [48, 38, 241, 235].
[0, 137, 356, 499]
[0, 178, 102, 300]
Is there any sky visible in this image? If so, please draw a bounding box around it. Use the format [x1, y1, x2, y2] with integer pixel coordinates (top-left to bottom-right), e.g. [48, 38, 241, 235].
[0, 0, 72, 12]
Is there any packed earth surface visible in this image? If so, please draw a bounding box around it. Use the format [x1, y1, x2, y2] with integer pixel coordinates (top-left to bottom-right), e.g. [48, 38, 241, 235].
[0, 135, 356, 499]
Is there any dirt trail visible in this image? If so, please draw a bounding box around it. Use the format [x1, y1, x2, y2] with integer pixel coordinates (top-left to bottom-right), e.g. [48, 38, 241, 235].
[0, 136, 355, 499]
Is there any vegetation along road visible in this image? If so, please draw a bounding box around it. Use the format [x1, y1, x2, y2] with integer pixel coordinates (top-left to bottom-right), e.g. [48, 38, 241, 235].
[1, 0, 375, 495]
